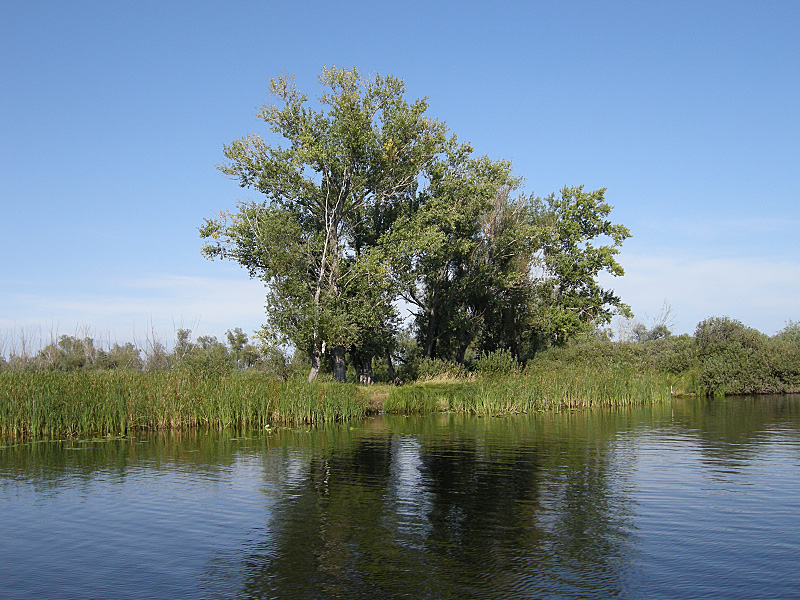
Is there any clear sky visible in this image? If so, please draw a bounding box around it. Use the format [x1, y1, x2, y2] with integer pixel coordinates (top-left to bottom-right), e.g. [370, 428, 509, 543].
[2, 0, 798, 351]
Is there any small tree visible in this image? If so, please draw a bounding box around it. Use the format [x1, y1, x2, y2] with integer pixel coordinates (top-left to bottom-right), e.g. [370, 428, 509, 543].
[37, 335, 98, 371]
[97, 343, 143, 370]
[226, 328, 260, 369]
[532, 186, 631, 348]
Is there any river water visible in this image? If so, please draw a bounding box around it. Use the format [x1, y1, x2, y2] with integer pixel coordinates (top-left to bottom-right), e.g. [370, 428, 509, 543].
[1, 395, 799, 599]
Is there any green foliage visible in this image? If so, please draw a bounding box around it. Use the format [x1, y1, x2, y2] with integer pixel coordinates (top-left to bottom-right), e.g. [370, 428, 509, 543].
[767, 337, 800, 390]
[650, 335, 697, 374]
[474, 349, 520, 376]
[695, 316, 764, 351]
[0, 370, 370, 439]
[532, 186, 631, 347]
[384, 182, 631, 364]
[37, 335, 99, 371]
[415, 358, 468, 381]
[0, 327, 279, 379]
[776, 320, 800, 345]
[5, 314, 799, 440]
[694, 317, 773, 395]
[492, 316, 800, 397]
[227, 327, 260, 369]
[202, 66, 447, 381]
[389, 328, 422, 381]
[143, 339, 171, 372]
[633, 323, 671, 342]
[380, 147, 527, 363]
[203, 67, 633, 381]
[96, 343, 144, 370]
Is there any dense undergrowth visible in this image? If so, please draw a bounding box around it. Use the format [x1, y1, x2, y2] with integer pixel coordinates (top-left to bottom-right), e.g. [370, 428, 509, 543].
[538, 317, 800, 396]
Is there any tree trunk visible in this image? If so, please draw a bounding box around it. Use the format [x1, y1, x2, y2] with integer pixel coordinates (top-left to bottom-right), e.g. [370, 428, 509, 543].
[456, 328, 475, 365]
[456, 343, 467, 365]
[356, 355, 373, 385]
[332, 345, 347, 382]
[386, 350, 395, 381]
[424, 309, 437, 359]
[307, 341, 326, 382]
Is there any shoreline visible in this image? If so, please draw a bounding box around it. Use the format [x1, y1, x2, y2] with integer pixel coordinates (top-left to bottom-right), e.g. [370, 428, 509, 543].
[0, 369, 674, 440]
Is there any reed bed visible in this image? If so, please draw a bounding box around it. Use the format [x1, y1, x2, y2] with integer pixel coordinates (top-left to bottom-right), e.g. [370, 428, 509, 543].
[0, 371, 369, 439]
[1, 362, 671, 439]
[383, 363, 672, 415]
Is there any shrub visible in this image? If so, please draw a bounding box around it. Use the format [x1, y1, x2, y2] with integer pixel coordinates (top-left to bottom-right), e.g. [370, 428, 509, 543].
[651, 335, 697, 374]
[694, 317, 774, 394]
[776, 321, 800, 346]
[415, 357, 467, 381]
[96, 343, 143, 370]
[474, 349, 520, 376]
[765, 338, 800, 391]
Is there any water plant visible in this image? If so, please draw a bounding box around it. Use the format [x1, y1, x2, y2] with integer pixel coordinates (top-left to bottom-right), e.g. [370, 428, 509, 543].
[382, 364, 671, 415]
[0, 371, 370, 439]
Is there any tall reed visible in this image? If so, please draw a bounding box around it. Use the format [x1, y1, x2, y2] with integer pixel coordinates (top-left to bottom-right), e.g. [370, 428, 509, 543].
[0, 371, 370, 439]
[383, 364, 671, 415]
[0, 361, 672, 439]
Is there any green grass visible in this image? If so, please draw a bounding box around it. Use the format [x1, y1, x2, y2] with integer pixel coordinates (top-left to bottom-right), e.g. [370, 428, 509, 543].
[0, 362, 673, 439]
[383, 363, 672, 414]
[0, 370, 369, 439]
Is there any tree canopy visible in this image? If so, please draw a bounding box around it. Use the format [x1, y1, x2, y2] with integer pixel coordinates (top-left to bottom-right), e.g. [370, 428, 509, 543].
[201, 66, 630, 381]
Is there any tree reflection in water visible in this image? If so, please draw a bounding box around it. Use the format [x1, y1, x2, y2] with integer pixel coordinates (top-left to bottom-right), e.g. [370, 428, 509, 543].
[2, 396, 799, 599]
[214, 412, 642, 599]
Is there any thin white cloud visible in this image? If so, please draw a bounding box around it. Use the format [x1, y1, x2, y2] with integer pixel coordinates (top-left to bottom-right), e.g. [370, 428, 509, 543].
[602, 253, 800, 335]
[1, 274, 267, 348]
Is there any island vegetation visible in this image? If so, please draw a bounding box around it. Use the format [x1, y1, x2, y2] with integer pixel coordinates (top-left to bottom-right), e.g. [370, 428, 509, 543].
[1, 315, 798, 439]
[198, 66, 631, 383]
[2, 67, 798, 439]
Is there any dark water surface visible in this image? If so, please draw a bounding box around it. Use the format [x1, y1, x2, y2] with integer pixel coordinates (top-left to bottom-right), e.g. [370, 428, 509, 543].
[1, 396, 799, 599]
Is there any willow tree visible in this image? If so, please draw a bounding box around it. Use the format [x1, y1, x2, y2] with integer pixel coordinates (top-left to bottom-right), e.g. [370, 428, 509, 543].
[200, 67, 446, 380]
[378, 140, 530, 361]
[382, 179, 631, 363]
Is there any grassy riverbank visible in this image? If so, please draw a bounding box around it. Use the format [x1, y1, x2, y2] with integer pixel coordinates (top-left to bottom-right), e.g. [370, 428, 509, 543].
[4, 314, 798, 439]
[0, 371, 367, 439]
[383, 365, 672, 414]
[0, 364, 673, 439]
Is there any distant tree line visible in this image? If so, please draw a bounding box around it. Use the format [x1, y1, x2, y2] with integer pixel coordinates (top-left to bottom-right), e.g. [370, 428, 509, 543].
[1, 318, 798, 396]
[541, 317, 800, 396]
[0, 328, 300, 380]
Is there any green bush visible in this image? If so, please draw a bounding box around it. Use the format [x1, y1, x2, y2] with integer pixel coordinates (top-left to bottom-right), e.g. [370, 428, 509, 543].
[768, 339, 800, 390]
[693, 317, 790, 394]
[474, 349, 520, 376]
[650, 335, 697, 374]
[775, 320, 800, 345]
[415, 357, 467, 380]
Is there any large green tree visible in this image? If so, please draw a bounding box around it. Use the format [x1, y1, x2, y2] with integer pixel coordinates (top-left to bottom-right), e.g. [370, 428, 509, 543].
[383, 182, 630, 364]
[201, 67, 446, 380]
[379, 142, 531, 361]
[203, 67, 632, 380]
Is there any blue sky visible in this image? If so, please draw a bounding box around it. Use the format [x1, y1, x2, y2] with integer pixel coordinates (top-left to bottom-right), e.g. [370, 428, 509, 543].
[2, 0, 798, 351]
